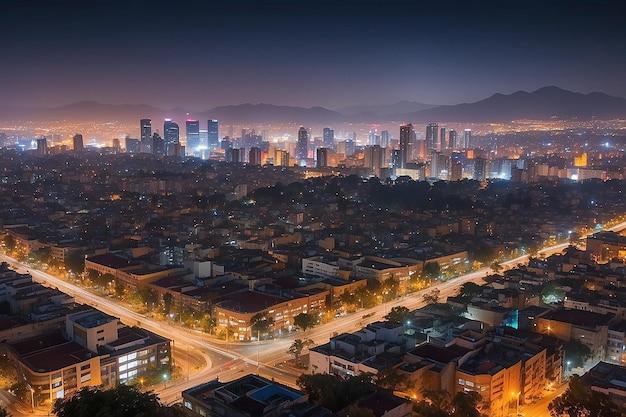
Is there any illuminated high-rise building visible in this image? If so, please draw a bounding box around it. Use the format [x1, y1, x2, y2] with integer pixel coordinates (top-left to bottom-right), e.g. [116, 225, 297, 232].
[163, 119, 179, 156]
[323, 127, 334, 148]
[275, 149, 289, 166]
[36, 136, 47, 157]
[186, 119, 200, 154]
[380, 130, 389, 148]
[316, 148, 328, 168]
[426, 123, 438, 152]
[140, 119, 152, 153]
[152, 133, 164, 156]
[73, 133, 84, 153]
[439, 127, 446, 151]
[296, 126, 308, 162]
[208, 119, 219, 151]
[249, 147, 262, 166]
[463, 129, 472, 149]
[399, 123, 414, 168]
[474, 157, 487, 181]
[448, 129, 458, 149]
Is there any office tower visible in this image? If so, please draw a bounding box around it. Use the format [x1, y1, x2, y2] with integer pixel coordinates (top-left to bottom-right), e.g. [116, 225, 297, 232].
[36, 136, 47, 157]
[186, 119, 200, 154]
[473, 157, 487, 181]
[140, 119, 152, 153]
[73, 133, 84, 153]
[426, 123, 438, 152]
[399, 123, 414, 168]
[380, 130, 389, 148]
[249, 147, 262, 166]
[206, 119, 219, 151]
[345, 139, 355, 157]
[323, 127, 334, 148]
[439, 127, 446, 151]
[296, 126, 308, 162]
[464, 129, 472, 149]
[448, 129, 458, 149]
[275, 149, 289, 166]
[126, 137, 140, 153]
[152, 133, 164, 156]
[364, 145, 384, 177]
[450, 160, 462, 181]
[112, 138, 121, 152]
[316, 148, 328, 168]
[163, 119, 179, 156]
[226, 148, 242, 163]
[430, 151, 440, 179]
[391, 149, 402, 169]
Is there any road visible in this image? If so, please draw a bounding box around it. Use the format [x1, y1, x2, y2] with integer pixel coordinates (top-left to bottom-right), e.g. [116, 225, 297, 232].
[2, 219, 626, 413]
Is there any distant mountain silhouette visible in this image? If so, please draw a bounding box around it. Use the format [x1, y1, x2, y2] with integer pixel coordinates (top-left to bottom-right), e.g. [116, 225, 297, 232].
[336, 100, 437, 117]
[1, 87, 625, 124]
[397, 86, 626, 122]
[200, 103, 345, 124]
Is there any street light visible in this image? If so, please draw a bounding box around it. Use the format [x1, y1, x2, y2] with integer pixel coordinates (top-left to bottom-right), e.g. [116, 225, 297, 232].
[30, 387, 35, 413]
[163, 373, 168, 389]
[512, 391, 520, 417]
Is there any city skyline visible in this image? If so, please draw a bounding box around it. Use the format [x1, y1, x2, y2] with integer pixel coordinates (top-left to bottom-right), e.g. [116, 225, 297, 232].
[2, 0, 625, 111]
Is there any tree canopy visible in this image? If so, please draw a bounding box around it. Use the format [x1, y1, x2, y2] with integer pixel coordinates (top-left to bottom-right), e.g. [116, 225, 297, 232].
[293, 312, 317, 332]
[52, 385, 186, 417]
[383, 306, 411, 324]
[549, 375, 624, 417]
[296, 373, 374, 412]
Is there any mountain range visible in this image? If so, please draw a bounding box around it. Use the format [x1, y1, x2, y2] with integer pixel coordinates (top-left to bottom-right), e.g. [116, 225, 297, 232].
[1, 87, 625, 124]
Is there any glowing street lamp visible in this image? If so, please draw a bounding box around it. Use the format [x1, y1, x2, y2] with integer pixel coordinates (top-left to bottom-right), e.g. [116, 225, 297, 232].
[163, 373, 168, 389]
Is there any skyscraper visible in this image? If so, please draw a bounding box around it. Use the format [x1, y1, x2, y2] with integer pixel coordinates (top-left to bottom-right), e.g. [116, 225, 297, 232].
[186, 119, 200, 154]
[163, 119, 179, 156]
[316, 148, 328, 168]
[208, 120, 219, 151]
[323, 127, 334, 148]
[296, 126, 308, 162]
[399, 123, 414, 168]
[380, 130, 389, 148]
[463, 129, 472, 149]
[439, 127, 446, 151]
[140, 119, 152, 153]
[448, 129, 458, 149]
[426, 123, 438, 152]
[73, 133, 84, 153]
[249, 147, 262, 166]
[36, 136, 47, 157]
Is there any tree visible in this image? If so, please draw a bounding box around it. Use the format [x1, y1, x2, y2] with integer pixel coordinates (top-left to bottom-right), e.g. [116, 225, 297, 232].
[250, 312, 274, 338]
[414, 390, 486, 417]
[384, 306, 411, 324]
[3, 234, 16, 252]
[163, 292, 174, 315]
[458, 282, 482, 298]
[296, 373, 374, 412]
[564, 338, 591, 369]
[422, 288, 440, 305]
[293, 312, 317, 332]
[287, 338, 315, 367]
[490, 260, 503, 274]
[422, 262, 440, 280]
[549, 375, 624, 417]
[52, 385, 186, 417]
[374, 366, 412, 391]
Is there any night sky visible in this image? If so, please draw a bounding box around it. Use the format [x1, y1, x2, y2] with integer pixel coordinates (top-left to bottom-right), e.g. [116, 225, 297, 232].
[2, 0, 625, 110]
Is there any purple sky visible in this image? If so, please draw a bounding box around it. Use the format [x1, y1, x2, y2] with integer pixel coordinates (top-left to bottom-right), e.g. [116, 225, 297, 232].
[2, 0, 624, 110]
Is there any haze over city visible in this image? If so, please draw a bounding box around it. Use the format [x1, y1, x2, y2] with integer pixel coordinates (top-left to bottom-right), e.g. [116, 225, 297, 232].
[3, 2, 626, 417]
[2, 0, 625, 111]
